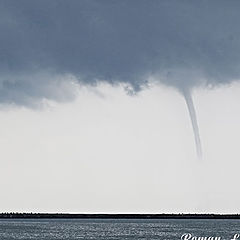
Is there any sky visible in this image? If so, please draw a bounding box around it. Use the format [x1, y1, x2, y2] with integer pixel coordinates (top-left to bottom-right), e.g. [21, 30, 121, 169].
[1, 0, 240, 213]
[1, 83, 240, 213]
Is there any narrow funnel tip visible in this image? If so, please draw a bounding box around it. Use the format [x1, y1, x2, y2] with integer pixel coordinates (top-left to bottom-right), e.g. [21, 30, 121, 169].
[182, 89, 202, 160]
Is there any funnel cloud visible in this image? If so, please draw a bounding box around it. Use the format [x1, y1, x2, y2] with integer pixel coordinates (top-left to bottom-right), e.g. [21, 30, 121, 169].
[182, 89, 202, 159]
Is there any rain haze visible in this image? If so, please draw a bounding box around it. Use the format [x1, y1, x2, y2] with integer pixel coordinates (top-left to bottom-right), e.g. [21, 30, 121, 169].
[0, 0, 240, 213]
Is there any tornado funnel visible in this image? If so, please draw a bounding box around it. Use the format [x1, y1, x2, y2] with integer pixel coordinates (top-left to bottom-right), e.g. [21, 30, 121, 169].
[182, 89, 202, 159]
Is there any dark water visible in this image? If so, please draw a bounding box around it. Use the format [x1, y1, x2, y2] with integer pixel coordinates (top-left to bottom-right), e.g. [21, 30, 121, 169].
[0, 219, 239, 240]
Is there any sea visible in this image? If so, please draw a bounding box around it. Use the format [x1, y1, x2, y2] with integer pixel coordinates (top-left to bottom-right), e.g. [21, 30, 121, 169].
[0, 218, 239, 240]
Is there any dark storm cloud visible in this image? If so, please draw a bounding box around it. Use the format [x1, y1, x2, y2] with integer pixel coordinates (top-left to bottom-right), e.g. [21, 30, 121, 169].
[1, 0, 240, 104]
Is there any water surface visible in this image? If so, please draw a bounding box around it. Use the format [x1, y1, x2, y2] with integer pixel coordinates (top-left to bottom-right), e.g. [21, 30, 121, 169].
[0, 219, 239, 240]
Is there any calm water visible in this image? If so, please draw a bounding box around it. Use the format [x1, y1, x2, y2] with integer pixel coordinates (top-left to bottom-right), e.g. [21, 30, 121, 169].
[0, 219, 239, 240]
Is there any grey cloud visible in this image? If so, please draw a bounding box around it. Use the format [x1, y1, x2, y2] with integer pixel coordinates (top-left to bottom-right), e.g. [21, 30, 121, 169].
[1, 0, 240, 105]
[2, 0, 240, 158]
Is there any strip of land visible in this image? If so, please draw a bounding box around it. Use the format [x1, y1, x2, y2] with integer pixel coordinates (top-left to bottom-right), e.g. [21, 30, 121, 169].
[0, 213, 240, 219]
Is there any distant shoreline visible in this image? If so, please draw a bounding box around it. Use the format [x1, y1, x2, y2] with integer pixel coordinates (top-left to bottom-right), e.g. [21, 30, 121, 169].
[1, 213, 240, 219]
